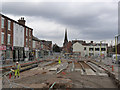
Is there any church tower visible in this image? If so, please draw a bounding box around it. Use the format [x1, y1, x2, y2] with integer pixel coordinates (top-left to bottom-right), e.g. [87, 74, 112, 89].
[63, 28, 68, 46]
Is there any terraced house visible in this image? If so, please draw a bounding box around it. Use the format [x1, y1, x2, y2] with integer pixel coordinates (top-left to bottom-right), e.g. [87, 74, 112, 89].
[0, 14, 33, 62]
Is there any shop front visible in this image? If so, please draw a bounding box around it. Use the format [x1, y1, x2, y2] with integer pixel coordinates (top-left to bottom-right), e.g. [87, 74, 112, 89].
[24, 47, 29, 61]
[13, 47, 24, 62]
[35, 50, 39, 59]
[0, 45, 6, 61]
[6, 46, 13, 61]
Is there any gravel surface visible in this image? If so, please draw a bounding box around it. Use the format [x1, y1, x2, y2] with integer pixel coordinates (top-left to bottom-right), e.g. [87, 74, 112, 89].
[11, 68, 117, 88]
[3, 61, 118, 88]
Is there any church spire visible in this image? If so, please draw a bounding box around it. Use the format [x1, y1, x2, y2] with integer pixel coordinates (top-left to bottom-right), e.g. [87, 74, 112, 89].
[63, 28, 68, 46]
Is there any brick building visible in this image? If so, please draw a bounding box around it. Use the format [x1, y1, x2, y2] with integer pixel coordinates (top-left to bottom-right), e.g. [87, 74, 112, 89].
[62, 29, 72, 54]
[32, 36, 41, 59]
[40, 40, 52, 56]
[0, 14, 13, 62]
[0, 14, 33, 62]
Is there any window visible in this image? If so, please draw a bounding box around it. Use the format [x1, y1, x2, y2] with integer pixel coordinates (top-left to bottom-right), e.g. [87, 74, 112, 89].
[41, 44, 43, 49]
[89, 48, 93, 51]
[26, 38, 28, 47]
[8, 20, 11, 30]
[1, 17, 4, 28]
[6, 50, 10, 59]
[8, 34, 11, 44]
[89, 53, 94, 56]
[29, 39, 31, 46]
[95, 48, 99, 51]
[84, 47, 86, 50]
[29, 30, 31, 37]
[26, 28, 28, 36]
[1, 32, 4, 44]
[101, 48, 106, 51]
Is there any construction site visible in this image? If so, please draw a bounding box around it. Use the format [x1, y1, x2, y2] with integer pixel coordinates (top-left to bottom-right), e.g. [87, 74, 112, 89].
[1, 56, 119, 89]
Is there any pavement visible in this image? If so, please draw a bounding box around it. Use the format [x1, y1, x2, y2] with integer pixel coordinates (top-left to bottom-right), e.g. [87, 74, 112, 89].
[95, 57, 120, 80]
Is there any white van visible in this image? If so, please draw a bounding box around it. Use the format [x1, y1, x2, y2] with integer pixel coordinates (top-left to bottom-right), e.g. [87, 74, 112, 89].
[112, 54, 120, 64]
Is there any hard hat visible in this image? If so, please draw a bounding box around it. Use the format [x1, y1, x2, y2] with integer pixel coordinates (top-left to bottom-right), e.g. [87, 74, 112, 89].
[16, 62, 19, 63]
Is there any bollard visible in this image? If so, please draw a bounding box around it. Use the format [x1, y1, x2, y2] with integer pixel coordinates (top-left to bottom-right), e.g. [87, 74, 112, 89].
[112, 65, 114, 72]
[9, 73, 11, 79]
[62, 72, 66, 75]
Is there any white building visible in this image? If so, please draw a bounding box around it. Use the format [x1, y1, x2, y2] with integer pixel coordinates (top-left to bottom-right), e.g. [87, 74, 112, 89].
[73, 42, 84, 56]
[72, 41, 108, 57]
[13, 22, 24, 61]
[13, 23, 24, 47]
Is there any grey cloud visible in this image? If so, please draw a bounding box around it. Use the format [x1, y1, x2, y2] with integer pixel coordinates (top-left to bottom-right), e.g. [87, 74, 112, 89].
[1, 2, 118, 46]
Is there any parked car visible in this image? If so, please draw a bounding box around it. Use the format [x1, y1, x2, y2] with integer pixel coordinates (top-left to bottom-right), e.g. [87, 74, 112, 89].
[112, 54, 120, 64]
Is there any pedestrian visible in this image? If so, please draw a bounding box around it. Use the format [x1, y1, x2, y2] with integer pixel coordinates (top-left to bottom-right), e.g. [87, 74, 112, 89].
[1, 53, 5, 64]
[58, 56, 61, 64]
[14, 62, 21, 78]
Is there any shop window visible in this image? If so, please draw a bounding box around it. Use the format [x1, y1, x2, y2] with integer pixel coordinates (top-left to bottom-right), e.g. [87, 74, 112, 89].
[16, 51, 18, 59]
[6, 50, 10, 59]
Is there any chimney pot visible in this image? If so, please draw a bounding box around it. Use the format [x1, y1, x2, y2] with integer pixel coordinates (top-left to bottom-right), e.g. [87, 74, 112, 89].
[18, 17, 26, 25]
[91, 41, 93, 43]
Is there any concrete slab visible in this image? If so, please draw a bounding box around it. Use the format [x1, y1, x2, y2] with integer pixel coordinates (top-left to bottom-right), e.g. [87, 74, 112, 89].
[75, 69, 81, 71]
[80, 69, 84, 75]
[85, 69, 96, 75]
[98, 73, 108, 76]
[48, 67, 57, 71]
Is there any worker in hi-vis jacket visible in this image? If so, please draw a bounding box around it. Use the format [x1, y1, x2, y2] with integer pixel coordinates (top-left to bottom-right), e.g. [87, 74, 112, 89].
[58, 56, 61, 64]
[14, 62, 21, 78]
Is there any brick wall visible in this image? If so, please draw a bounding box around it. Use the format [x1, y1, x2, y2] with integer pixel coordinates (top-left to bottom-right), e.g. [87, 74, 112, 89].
[0, 15, 1, 45]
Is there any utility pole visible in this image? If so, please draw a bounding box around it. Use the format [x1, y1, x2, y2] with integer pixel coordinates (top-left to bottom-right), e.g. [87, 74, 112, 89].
[115, 36, 118, 62]
[100, 41, 102, 62]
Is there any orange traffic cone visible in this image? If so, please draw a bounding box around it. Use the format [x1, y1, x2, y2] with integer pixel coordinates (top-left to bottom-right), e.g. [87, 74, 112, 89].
[112, 65, 114, 72]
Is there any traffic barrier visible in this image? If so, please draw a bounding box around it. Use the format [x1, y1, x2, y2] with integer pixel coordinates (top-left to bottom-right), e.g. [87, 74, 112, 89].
[9, 73, 11, 79]
[112, 65, 114, 72]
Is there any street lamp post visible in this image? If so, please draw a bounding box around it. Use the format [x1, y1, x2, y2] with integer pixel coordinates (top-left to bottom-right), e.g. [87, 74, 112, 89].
[115, 35, 120, 62]
[100, 41, 102, 62]
[115, 36, 117, 62]
[100, 40, 106, 62]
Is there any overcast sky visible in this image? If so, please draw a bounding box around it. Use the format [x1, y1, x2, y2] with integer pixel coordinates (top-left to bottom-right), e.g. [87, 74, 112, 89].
[0, 0, 118, 46]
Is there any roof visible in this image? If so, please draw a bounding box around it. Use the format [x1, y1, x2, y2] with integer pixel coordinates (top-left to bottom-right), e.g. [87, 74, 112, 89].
[0, 13, 33, 30]
[32, 36, 40, 41]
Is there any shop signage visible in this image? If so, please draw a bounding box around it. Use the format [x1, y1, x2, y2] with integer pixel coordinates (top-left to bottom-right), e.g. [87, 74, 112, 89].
[24, 47, 29, 51]
[0, 46, 6, 50]
[6, 46, 12, 50]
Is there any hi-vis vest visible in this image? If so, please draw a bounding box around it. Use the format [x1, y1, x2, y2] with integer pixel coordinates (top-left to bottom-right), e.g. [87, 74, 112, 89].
[16, 64, 20, 70]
